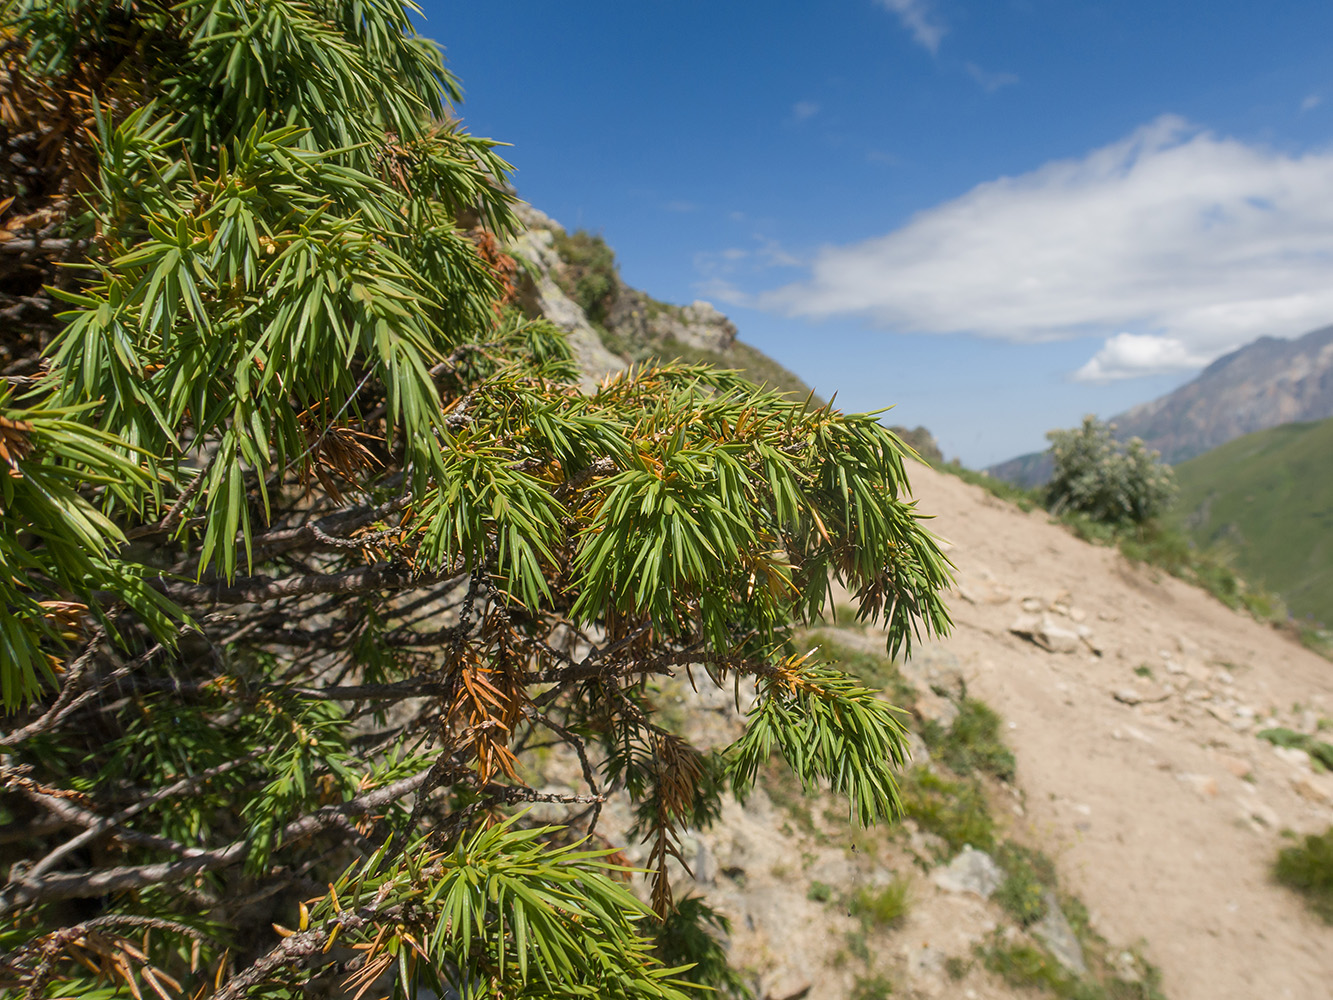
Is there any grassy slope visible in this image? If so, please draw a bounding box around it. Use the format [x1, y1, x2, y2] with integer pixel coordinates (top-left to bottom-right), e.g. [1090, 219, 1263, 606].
[1168, 417, 1333, 626]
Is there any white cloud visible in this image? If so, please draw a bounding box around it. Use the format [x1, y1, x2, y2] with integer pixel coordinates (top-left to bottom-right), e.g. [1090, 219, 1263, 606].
[876, 0, 946, 54]
[791, 100, 821, 123]
[762, 116, 1333, 379]
[1073, 333, 1211, 381]
[965, 62, 1019, 93]
[663, 200, 697, 213]
[1302, 93, 1323, 112]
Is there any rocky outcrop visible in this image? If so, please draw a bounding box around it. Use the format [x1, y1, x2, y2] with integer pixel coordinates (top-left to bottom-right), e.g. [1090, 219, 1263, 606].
[508, 203, 814, 398]
[508, 205, 627, 391]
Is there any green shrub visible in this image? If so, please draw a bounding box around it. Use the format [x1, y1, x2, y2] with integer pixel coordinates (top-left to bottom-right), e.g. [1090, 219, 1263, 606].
[1046, 417, 1175, 528]
[807, 880, 834, 902]
[1274, 826, 1333, 923]
[848, 876, 912, 929]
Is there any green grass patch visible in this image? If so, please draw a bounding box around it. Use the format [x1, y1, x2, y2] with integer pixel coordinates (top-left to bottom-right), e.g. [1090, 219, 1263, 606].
[920, 697, 1016, 781]
[1169, 416, 1333, 627]
[848, 876, 912, 930]
[899, 768, 995, 857]
[1274, 826, 1333, 923]
[849, 973, 895, 1000]
[1257, 728, 1333, 771]
[806, 880, 833, 903]
[994, 842, 1058, 927]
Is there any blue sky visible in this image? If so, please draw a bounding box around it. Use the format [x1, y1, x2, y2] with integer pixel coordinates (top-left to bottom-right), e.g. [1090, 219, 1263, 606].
[423, 1, 1333, 467]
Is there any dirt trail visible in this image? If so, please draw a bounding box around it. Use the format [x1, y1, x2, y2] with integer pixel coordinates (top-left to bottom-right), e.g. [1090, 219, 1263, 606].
[906, 463, 1333, 1000]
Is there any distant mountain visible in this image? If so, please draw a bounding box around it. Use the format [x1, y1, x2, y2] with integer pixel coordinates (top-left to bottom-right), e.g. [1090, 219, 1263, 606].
[988, 323, 1333, 482]
[1167, 416, 1333, 626]
[1115, 324, 1333, 464]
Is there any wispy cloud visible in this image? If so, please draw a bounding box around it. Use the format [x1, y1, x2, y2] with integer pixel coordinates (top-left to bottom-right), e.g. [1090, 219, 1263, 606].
[791, 100, 821, 123]
[762, 116, 1333, 380]
[663, 200, 697, 213]
[876, 0, 946, 54]
[1302, 93, 1323, 112]
[965, 62, 1019, 93]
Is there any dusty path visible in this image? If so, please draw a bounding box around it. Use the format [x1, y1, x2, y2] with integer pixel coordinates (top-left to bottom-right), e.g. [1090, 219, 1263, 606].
[907, 464, 1333, 1000]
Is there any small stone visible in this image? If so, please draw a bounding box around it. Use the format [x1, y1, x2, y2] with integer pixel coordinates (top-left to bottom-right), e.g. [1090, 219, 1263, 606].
[1021, 597, 1045, 614]
[1236, 799, 1280, 828]
[1177, 773, 1219, 798]
[931, 846, 1006, 899]
[1291, 775, 1331, 804]
[1217, 755, 1253, 780]
[1069, 607, 1088, 623]
[1114, 688, 1144, 705]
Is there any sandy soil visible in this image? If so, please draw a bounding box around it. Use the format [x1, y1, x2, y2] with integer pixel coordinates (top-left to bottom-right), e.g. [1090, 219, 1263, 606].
[906, 463, 1333, 1000]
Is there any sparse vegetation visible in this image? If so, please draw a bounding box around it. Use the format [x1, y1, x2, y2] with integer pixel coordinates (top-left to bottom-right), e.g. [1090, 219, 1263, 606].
[1257, 728, 1333, 771]
[848, 876, 913, 930]
[1274, 826, 1333, 923]
[920, 695, 1017, 781]
[936, 459, 1042, 512]
[807, 880, 834, 902]
[850, 973, 896, 1000]
[994, 842, 1059, 927]
[899, 769, 996, 857]
[552, 228, 620, 326]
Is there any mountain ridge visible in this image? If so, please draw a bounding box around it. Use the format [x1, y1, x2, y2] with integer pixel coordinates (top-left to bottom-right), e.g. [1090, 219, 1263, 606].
[987, 322, 1333, 485]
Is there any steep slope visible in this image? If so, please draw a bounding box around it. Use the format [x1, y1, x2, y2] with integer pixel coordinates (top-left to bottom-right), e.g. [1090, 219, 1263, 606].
[988, 323, 1333, 484]
[509, 204, 815, 397]
[1169, 417, 1333, 626]
[515, 218, 1333, 999]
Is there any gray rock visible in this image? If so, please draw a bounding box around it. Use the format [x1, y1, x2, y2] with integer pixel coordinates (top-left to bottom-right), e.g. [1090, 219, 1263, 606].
[1034, 890, 1088, 975]
[1010, 614, 1081, 654]
[931, 846, 1005, 899]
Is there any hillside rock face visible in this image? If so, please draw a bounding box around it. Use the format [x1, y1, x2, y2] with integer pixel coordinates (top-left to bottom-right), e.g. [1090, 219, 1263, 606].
[508, 203, 813, 397]
[1115, 324, 1333, 464]
[508, 205, 627, 390]
[607, 290, 738, 355]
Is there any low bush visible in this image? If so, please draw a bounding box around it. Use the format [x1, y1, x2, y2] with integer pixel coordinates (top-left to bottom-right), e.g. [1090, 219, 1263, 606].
[1046, 417, 1175, 528]
[1274, 826, 1333, 923]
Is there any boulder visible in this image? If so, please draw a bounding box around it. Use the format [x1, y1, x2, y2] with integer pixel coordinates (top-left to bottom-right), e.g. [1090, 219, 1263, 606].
[931, 846, 1005, 899]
